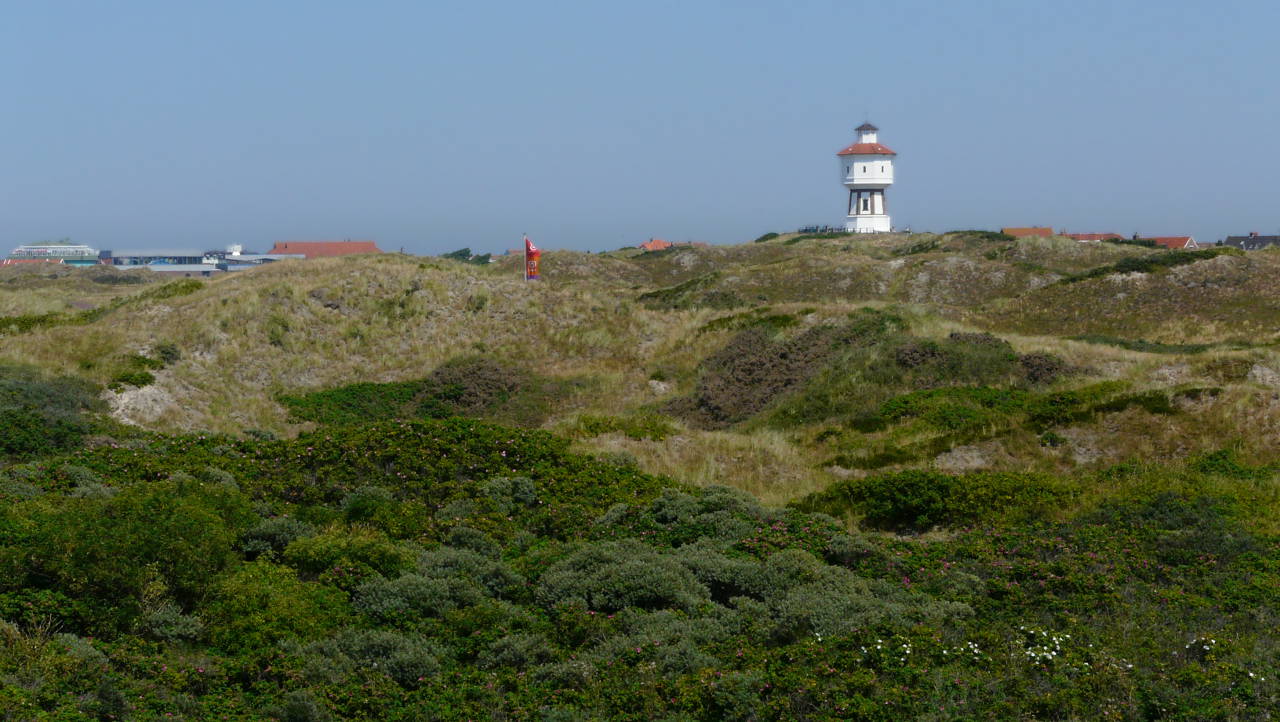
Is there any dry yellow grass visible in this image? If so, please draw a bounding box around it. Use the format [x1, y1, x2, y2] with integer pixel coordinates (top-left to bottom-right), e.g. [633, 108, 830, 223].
[3, 237, 1277, 505]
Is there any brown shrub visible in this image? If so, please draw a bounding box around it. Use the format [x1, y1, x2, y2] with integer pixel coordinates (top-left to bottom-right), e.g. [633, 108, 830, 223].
[894, 342, 947, 369]
[426, 357, 523, 413]
[1018, 353, 1069, 385]
[668, 320, 889, 429]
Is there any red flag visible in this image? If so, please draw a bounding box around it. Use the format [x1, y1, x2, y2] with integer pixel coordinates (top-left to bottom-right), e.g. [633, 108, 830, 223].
[524, 235, 541, 281]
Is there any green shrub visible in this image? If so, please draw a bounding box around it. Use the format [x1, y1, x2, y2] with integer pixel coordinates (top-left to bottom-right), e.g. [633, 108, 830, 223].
[445, 526, 501, 558]
[283, 527, 415, 585]
[242, 516, 317, 558]
[353, 573, 481, 621]
[109, 369, 155, 389]
[303, 628, 442, 688]
[140, 600, 203, 641]
[752, 232, 780, 243]
[29, 477, 254, 624]
[568, 413, 676, 441]
[478, 632, 557, 669]
[0, 363, 102, 459]
[205, 561, 351, 652]
[152, 342, 182, 365]
[341, 486, 395, 523]
[279, 357, 527, 425]
[268, 690, 333, 722]
[1188, 448, 1272, 480]
[697, 309, 797, 335]
[535, 540, 710, 612]
[417, 547, 524, 597]
[793, 469, 1068, 532]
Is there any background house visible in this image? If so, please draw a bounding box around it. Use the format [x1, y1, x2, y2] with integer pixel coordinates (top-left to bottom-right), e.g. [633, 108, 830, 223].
[1001, 227, 1054, 238]
[267, 241, 383, 259]
[1223, 232, 1280, 250]
[1142, 236, 1198, 250]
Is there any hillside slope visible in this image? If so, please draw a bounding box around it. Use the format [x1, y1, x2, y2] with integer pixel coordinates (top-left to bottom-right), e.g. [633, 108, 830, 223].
[2, 233, 1278, 504]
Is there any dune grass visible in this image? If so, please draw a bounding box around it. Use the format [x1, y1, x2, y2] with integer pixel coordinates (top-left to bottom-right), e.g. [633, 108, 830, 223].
[1, 239, 1278, 507]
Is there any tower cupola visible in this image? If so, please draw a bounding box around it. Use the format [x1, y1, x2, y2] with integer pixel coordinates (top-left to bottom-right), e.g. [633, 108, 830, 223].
[836, 122, 896, 233]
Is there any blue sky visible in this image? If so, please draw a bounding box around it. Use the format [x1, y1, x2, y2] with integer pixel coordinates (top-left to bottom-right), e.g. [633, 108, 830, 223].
[3, 0, 1278, 254]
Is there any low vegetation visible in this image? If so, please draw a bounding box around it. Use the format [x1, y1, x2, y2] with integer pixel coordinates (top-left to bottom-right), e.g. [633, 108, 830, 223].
[1, 231, 1278, 718]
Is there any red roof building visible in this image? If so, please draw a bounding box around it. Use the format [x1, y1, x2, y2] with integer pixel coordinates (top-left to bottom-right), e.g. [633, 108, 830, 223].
[1065, 232, 1124, 243]
[1001, 227, 1055, 238]
[266, 241, 383, 259]
[639, 238, 673, 252]
[1143, 236, 1199, 250]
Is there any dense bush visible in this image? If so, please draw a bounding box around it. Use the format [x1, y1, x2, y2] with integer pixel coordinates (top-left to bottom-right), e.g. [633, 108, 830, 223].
[354, 573, 481, 621]
[279, 356, 534, 425]
[283, 526, 415, 585]
[0, 363, 102, 459]
[1, 414, 1276, 719]
[305, 628, 443, 688]
[25, 477, 254, 626]
[536, 539, 711, 612]
[204, 561, 351, 652]
[793, 469, 1070, 532]
[566, 412, 677, 441]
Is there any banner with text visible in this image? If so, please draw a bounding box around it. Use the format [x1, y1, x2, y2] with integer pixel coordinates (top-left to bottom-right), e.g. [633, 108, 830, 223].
[524, 235, 541, 281]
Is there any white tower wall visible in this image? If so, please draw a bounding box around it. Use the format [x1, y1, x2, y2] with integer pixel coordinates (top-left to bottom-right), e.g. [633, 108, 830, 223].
[837, 123, 895, 233]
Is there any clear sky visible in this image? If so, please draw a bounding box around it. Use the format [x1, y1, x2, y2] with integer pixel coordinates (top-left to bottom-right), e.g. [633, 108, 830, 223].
[4, 0, 1278, 254]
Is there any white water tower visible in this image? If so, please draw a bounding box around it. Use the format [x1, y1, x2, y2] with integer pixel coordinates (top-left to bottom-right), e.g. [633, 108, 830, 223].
[837, 122, 896, 233]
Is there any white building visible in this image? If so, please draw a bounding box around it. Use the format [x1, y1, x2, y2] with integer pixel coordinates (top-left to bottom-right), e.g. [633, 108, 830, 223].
[836, 122, 896, 233]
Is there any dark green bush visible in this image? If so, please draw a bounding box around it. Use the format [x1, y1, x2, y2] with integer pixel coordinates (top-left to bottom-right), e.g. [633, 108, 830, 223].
[152, 342, 182, 365]
[109, 369, 155, 389]
[354, 573, 481, 621]
[279, 357, 528, 426]
[417, 546, 524, 597]
[242, 516, 317, 558]
[0, 363, 102, 459]
[205, 561, 351, 652]
[793, 469, 1068, 532]
[535, 540, 710, 612]
[283, 527, 414, 585]
[28, 477, 254, 624]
